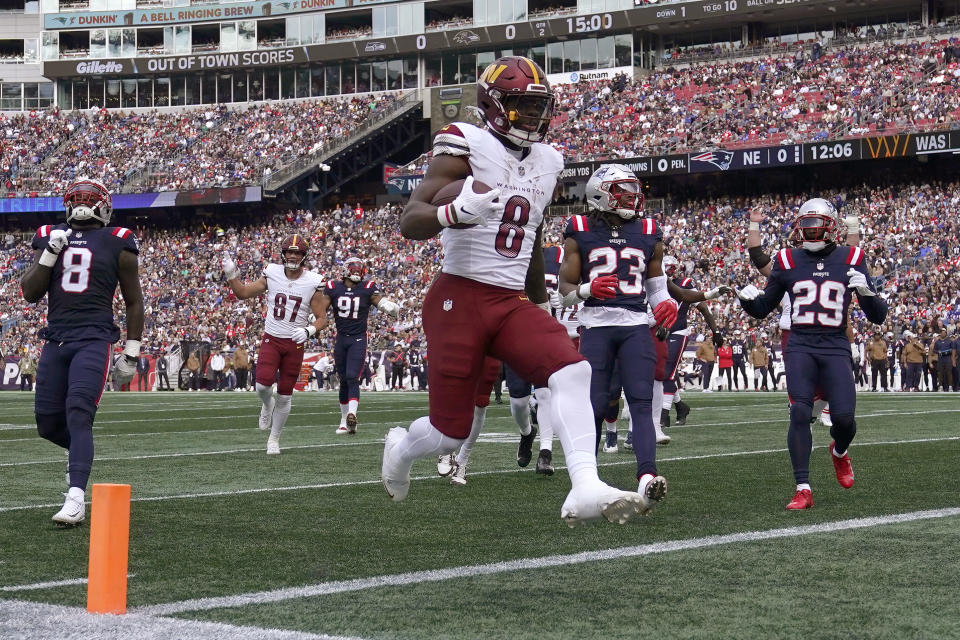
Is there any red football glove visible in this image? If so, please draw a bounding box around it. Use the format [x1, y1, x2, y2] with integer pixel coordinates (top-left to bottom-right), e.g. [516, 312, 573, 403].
[589, 274, 620, 300]
[653, 298, 679, 328]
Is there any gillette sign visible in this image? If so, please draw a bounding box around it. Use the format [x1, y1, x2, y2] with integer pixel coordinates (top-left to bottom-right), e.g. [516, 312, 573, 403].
[76, 60, 124, 74]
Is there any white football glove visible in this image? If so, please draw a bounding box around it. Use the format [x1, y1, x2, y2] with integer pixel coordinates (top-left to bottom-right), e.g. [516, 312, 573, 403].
[548, 288, 564, 309]
[436, 176, 500, 228]
[39, 229, 72, 267]
[846, 268, 875, 297]
[737, 284, 761, 301]
[222, 256, 239, 281]
[851, 343, 860, 362]
[376, 298, 401, 317]
[292, 325, 317, 344]
[112, 354, 137, 387]
[844, 215, 860, 237]
[704, 285, 734, 300]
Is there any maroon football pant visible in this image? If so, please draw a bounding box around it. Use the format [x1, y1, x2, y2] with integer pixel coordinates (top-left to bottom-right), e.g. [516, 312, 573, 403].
[255, 333, 304, 395]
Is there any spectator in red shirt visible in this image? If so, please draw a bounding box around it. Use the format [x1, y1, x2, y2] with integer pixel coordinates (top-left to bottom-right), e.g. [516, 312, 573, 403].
[717, 344, 734, 391]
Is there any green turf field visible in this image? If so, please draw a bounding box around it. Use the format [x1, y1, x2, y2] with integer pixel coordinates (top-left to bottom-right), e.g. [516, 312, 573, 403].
[1, 390, 959, 639]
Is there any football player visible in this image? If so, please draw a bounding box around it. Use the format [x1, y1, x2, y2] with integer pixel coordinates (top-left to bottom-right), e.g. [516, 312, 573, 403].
[314, 257, 400, 433]
[660, 255, 726, 427]
[728, 329, 748, 391]
[223, 234, 325, 454]
[738, 198, 887, 509]
[21, 179, 144, 526]
[557, 163, 677, 514]
[385, 56, 649, 526]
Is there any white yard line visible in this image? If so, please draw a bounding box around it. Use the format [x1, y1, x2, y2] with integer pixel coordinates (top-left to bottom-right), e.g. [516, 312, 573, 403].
[0, 574, 134, 593]
[135, 506, 960, 616]
[1, 435, 957, 514]
[0, 599, 366, 640]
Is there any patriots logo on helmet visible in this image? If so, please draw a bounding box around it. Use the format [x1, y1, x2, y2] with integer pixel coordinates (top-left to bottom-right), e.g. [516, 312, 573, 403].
[691, 150, 735, 171]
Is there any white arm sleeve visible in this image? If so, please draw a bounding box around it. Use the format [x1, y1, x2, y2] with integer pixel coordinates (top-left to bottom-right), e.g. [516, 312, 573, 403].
[645, 275, 670, 309]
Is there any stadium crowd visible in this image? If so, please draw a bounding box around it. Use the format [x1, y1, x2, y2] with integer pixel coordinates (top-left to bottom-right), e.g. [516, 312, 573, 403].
[2, 178, 959, 390]
[2, 93, 401, 196]
[4, 34, 960, 196]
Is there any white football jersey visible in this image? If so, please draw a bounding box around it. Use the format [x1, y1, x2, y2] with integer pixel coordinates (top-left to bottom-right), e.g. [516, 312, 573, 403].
[262, 263, 324, 339]
[433, 122, 564, 290]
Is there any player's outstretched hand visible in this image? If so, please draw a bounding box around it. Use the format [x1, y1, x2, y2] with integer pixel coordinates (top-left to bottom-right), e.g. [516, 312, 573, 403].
[748, 206, 765, 224]
[222, 256, 239, 281]
[113, 355, 137, 387]
[846, 268, 875, 296]
[704, 285, 733, 300]
[441, 176, 500, 227]
[47, 228, 72, 255]
[737, 284, 761, 301]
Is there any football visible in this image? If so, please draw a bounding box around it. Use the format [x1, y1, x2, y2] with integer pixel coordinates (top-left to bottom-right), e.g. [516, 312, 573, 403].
[431, 179, 495, 228]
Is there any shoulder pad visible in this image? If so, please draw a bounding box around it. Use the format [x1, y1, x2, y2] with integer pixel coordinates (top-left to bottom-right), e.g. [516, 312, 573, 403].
[326, 280, 336, 289]
[845, 246, 864, 266]
[776, 248, 795, 270]
[35, 225, 53, 238]
[569, 215, 589, 233]
[680, 277, 694, 288]
[110, 227, 134, 240]
[433, 124, 470, 157]
[365, 281, 376, 289]
[641, 218, 658, 235]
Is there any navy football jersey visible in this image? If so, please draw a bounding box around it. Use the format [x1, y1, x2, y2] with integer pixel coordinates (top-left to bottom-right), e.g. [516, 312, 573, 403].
[408, 350, 421, 367]
[729, 339, 746, 361]
[324, 278, 379, 337]
[669, 275, 695, 333]
[563, 214, 661, 314]
[31, 223, 139, 343]
[741, 245, 887, 355]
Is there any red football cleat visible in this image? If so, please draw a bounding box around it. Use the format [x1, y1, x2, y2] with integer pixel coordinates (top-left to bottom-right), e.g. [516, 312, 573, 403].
[786, 488, 814, 510]
[830, 441, 855, 489]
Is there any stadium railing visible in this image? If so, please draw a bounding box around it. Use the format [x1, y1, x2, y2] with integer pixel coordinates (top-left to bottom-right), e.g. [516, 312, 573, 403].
[263, 89, 421, 193]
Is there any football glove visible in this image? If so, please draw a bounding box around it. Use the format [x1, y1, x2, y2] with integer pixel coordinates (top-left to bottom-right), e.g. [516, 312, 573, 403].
[712, 331, 725, 348]
[222, 256, 239, 281]
[548, 289, 564, 309]
[39, 229, 72, 267]
[376, 298, 401, 317]
[577, 274, 620, 300]
[437, 176, 500, 228]
[846, 268, 875, 297]
[737, 284, 761, 301]
[112, 354, 137, 387]
[292, 325, 317, 344]
[655, 325, 669, 341]
[653, 298, 679, 328]
[844, 215, 860, 236]
[704, 285, 733, 300]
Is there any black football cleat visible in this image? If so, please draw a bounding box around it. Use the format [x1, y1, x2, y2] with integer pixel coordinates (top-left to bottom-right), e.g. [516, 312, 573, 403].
[535, 449, 554, 475]
[675, 400, 690, 426]
[517, 426, 538, 467]
[660, 408, 671, 429]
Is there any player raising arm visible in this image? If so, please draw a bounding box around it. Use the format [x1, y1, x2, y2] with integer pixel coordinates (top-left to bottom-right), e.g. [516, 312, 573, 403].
[21, 179, 144, 526]
[223, 234, 325, 454]
[737, 198, 886, 510]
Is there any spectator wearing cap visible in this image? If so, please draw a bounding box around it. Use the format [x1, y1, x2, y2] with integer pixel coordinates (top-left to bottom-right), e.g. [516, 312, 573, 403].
[390, 342, 406, 390]
[233, 345, 249, 391]
[901, 332, 925, 392]
[696, 337, 717, 392]
[749, 340, 769, 391]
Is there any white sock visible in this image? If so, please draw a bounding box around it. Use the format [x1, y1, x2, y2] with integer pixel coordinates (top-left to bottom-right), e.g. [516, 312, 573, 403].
[797, 483, 811, 491]
[339, 403, 348, 422]
[395, 416, 464, 467]
[547, 361, 600, 487]
[603, 417, 617, 434]
[510, 395, 532, 436]
[652, 380, 664, 428]
[662, 392, 674, 411]
[456, 406, 486, 466]
[348, 399, 358, 415]
[533, 388, 553, 452]
[67, 486, 84, 500]
[256, 382, 273, 406]
[270, 394, 292, 440]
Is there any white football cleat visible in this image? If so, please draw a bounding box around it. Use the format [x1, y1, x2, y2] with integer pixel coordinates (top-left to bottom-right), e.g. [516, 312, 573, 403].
[266, 437, 280, 455]
[819, 411, 833, 427]
[655, 429, 671, 445]
[381, 427, 410, 502]
[437, 453, 456, 477]
[335, 424, 350, 435]
[560, 481, 646, 527]
[638, 474, 668, 515]
[52, 489, 85, 527]
[449, 462, 467, 486]
[602, 443, 618, 454]
[258, 396, 276, 431]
